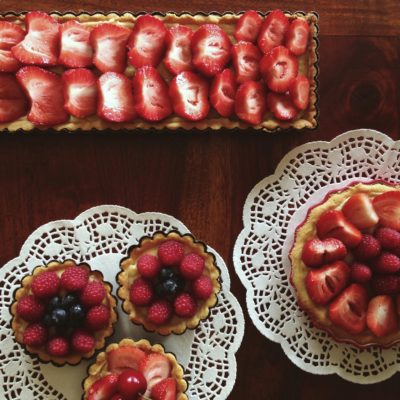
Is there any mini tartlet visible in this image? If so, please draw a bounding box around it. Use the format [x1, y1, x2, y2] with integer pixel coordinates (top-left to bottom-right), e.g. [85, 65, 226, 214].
[290, 181, 400, 347]
[11, 260, 117, 365]
[118, 231, 221, 335]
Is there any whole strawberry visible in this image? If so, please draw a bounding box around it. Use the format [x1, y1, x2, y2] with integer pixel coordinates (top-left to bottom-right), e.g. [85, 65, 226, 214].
[375, 252, 400, 274]
[375, 227, 400, 250]
[353, 234, 381, 261]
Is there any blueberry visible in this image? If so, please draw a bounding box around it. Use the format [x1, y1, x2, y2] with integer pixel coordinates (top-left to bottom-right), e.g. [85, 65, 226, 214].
[51, 308, 68, 327]
[163, 278, 180, 295]
[62, 293, 78, 309]
[159, 267, 175, 282]
[69, 304, 85, 326]
[43, 313, 53, 327]
[47, 296, 61, 312]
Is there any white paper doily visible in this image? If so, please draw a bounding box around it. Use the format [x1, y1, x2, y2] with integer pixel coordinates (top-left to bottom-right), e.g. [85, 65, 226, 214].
[0, 206, 244, 399]
[233, 129, 400, 384]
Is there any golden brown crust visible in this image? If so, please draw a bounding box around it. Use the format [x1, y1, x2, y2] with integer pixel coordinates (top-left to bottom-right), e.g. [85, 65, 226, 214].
[0, 11, 318, 132]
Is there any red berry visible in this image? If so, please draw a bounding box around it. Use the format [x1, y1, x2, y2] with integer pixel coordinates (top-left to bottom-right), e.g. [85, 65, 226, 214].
[158, 240, 184, 266]
[350, 263, 372, 283]
[60, 266, 89, 292]
[71, 329, 95, 353]
[372, 274, 400, 295]
[80, 280, 106, 307]
[173, 292, 197, 318]
[117, 369, 147, 399]
[375, 252, 400, 274]
[110, 395, 124, 400]
[375, 227, 400, 250]
[137, 254, 161, 278]
[147, 300, 172, 325]
[16, 295, 45, 322]
[47, 336, 70, 357]
[192, 275, 213, 299]
[23, 323, 47, 347]
[31, 271, 60, 298]
[129, 278, 154, 306]
[352, 234, 381, 261]
[86, 304, 111, 331]
[179, 253, 204, 280]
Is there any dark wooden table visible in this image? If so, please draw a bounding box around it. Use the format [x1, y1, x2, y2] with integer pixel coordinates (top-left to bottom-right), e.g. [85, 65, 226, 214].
[1, 0, 400, 398]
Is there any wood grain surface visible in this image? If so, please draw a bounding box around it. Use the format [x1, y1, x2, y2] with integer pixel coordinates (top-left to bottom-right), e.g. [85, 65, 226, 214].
[1, 0, 400, 398]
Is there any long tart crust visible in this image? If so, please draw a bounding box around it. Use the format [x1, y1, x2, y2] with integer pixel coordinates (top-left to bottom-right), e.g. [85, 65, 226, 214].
[0, 11, 319, 132]
[290, 181, 400, 348]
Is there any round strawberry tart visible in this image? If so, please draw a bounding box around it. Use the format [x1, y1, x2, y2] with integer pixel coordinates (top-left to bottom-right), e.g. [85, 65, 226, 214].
[118, 231, 221, 335]
[11, 260, 117, 365]
[290, 181, 400, 347]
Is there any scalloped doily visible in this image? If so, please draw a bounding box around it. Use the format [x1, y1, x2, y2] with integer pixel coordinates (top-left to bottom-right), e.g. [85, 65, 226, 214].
[233, 129, 400, 384]
[0, 207, 244, 399]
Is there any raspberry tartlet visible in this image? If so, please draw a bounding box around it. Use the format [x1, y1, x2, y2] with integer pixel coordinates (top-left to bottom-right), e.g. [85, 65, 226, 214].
[118, 231, 221, 335]
[11, 260, 117, 365]
[82, 338, 187, 400]
[290, 181, 400, 347]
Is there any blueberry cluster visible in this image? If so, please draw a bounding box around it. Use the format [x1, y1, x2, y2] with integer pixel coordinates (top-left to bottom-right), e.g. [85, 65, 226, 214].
[155, 268, 185, 300]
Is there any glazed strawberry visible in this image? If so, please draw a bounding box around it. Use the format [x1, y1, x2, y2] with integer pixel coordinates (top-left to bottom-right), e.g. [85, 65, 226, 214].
[97, 72, 136, 122]
[91, 23, 130, 73]
[60, 266, 89, 292]
[80, 280, 106, 307]
[107, 346, 146, 374]
[373, 191, 400, 230]
[87, 374, 119, 400]
[117, 369, 147, 400]
[316, 210, 362, 248]
[232, 41, 262, 84]
[350, 263, 372, 284]
[305, 261, 350, 305]
[192, 276, 213, 299]
[59, 20, 93, 68]
[133, 66, 172, 121]
[129, 278, 154, 306]
[151, 378, 177, 400]
[158, 240, 185, 265]
[139, 353, 171, 396]
[47, 336, 70, 357]
[180, 253, 204, 280]
[260, 46, 298, 93]
[23, 323, 47, 347]
[328, 284, 368, 335]
[234, 10, 262, 43]
[86, 304, 111, 331]
[191, 24, 232, 77]
[147, 299, 172, 325]
[173, 292, 197, 317]
[12, 12, 59, 66]
[31, 270, 60, 298]
[16, 66, 68, 126]
[62, 68, 97, 118]
[352, 234, 381, 261]
[289, 75, 310, 111]
[301, 238, 347, 268]
[267, 93, 298, 121]
[257, 10, 289, 54]
[0, 74, 28, 122]
[375, 252, 400, 274]
[137, 254, 161, 279]
[16, 295, 45, 322]
[235, 80, 266, 125]
[371, 274, 400, 295]
[366, 295, 397, 337]
[71, 329, 95, 353]
[128, 15, 167, 68]
[375, 227, 400, 250]
[163, 25, 193, 75]
[285, 18, 310, 56]
[0, 21, 25, 72]
[342, 192, 379, 230]
[210, 68, 237, 117]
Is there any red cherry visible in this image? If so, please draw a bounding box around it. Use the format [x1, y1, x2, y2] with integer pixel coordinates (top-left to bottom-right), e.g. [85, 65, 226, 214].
[110, 394, 124, 400]
[117, 369, 147, 399]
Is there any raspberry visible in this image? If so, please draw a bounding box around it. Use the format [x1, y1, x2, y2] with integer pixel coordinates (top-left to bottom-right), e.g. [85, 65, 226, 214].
[350, 263, 372, 284]
[375, 252, 400, 274]
[147, 300, 172, 325]
[16, 295, 45, 322]
[375, 227, 400, 250]
[179, 253, 204, 280]
[137, 254, 161, 278]
[86, 304, 110, 331]
[80, 280, 106, 307]
[158, 240, 184, 266]
[372, 275, 400, 295]
[31, 271, 60, 298]
[23, 323, 47, 347]
[71, 329, 95, 353]
[352, 234, 381, 261]
[173, 292, 197, 318]
[61, 266, 89, 292]
[192, 276, 213, 299]
[129, 278, 153, 306]
[47, 336, 69, 357]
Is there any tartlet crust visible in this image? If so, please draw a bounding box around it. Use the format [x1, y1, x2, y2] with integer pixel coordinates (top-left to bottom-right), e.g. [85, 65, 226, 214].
[10, 260, 118, 365]
[118, 231, 221, 335]
[0, 11, 319, 132]
[290, 181, 400, 348]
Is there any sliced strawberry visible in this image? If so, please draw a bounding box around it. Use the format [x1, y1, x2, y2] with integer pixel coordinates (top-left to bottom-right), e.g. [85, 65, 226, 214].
[289, 75, 310, 111]
[107, 345, 146, 374]
[139, 353, 171, 397]
[373, 191, 400, 230]
[210, 68, 237, 117]
[342, 192, 379, 230]
[232, 41, 262, 84]
[267, 92, 298, 121]
[305, 261, 350, 305]
[301, 238, 347, 268]
[97, 72, 136, 122]
[257, 10, 289, 54]
[260, 45, 298, 93]
[151, 378, 177, 400]
[285, 18, 311, 56]
[366, 295, 398, 337]
[0, 73, 28, 122]
[133, 66, 172, 121]
[16, 66, 68, 126]
[0, 21, 25, 72]
[163, 25, 193, 75]
[128, 15, 167, 68]
[191, 24, 232, 77]
[235, 80, 266, 125]
[87, 374, 119, 400]
[328, 283, 368, 335]
[234, 10, 263, 43]
[62, 68, 97, 118]
[59, 20, 93, 68]
[12, 11, 59, 66]
[169, 71, 209, 121]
